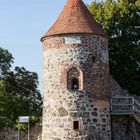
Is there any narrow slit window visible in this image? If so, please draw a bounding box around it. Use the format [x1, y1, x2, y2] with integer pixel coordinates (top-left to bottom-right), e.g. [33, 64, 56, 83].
[71, 78, 79, 90]
[92, 56, 96, 64]
[73, 121, 79, 130]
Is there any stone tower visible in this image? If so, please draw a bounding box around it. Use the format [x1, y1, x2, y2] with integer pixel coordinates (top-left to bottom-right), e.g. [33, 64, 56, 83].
[41, 0, 111, 140]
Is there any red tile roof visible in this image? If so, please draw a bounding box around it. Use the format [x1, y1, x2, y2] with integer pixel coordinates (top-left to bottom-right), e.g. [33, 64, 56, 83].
[41, 0, 107, 41]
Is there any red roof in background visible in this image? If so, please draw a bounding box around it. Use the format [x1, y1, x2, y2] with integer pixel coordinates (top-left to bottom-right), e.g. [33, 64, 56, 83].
[41, 0, 107, 41]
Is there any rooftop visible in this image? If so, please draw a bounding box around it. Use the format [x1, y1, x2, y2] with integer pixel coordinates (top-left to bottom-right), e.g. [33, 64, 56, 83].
[41, 0, 107, 41]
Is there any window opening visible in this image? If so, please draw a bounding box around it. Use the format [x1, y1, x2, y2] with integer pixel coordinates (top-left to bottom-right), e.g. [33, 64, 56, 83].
[92, 56, 96, 64]
[67, 67, 83, 90]
[71, 78, 79, 90]
[73, 121, 79, 130]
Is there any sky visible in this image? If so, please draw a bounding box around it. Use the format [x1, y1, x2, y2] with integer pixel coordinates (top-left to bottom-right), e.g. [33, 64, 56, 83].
[0, 0, 92, 92]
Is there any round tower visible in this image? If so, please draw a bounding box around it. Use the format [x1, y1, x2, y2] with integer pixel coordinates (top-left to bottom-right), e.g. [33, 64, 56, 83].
[41, 0, 111, 140]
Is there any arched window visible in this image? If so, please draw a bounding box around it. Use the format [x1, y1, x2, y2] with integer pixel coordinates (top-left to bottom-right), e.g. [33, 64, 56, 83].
[67, 67, 83, 91]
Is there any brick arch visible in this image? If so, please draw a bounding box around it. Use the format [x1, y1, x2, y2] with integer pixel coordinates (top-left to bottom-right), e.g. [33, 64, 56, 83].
[67, 66, 84, 91]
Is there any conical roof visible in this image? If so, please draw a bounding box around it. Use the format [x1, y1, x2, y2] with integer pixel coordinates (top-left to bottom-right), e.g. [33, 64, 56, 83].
[41, 0, 107, 41]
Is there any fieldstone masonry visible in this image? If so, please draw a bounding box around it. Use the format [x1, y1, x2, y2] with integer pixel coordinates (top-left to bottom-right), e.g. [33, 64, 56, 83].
[0, 122, 42, 140]
[110, 77, 140, 140]
[41, 0, 111, 139]
[42, 35, 111, 140]
[1, 0, 140, 140]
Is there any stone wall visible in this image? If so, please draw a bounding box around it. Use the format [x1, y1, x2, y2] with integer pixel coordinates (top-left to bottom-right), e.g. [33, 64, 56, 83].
[42, 34, 111, 140]
[0, 122, 42, 140]
[0, 77, 140, 140]
[111, 115, 140, 140]
[110, 77, 130, 98]
[110, 77, 140, 140]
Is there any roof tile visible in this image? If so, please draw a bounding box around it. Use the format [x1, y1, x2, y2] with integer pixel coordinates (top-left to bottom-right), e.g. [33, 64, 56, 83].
[41, 0, 107, 41]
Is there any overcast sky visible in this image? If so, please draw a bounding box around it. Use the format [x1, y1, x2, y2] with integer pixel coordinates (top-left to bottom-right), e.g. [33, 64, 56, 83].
[0, 0, 92, 92]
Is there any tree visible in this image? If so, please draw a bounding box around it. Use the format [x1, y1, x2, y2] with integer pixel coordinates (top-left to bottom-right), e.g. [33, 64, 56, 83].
[5, 67, 42, 126]
[0, 81, 7, 129]
[88, 0, 140, 95]
[0, 47, 42, 129]
[0, 47, 13, 78]
[5, 66, 41, 102]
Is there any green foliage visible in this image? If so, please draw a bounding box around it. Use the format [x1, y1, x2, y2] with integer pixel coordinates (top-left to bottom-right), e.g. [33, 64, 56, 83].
[0, 47, 42, 130]
[0, 81, 7, 129]
[88, 0, 140, 95]
[5, 66, 41, 103]
[0, 48, 13, 77]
